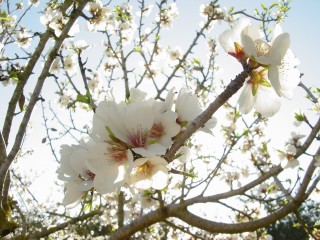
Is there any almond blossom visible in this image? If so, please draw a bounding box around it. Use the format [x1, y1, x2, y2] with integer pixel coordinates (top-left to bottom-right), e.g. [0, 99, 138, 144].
[241, 23, 290, 66]
[278, 145, 299, 169]
[86, 141, 133, 194]
[58, 87, 218, 205]
[219, 19, 300, 116]
[91, 89, 180, 157]
[56, 142, 95, 207]
[175, 88, 217, 133]
[129, 156, 169, 190]
[237, 69, 281, 117]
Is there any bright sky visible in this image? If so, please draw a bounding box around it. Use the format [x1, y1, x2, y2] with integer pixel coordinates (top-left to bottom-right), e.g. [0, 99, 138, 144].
[1, 0, 319, 204]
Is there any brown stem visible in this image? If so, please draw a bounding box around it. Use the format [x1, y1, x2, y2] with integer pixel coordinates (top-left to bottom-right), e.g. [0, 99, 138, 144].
[118, 191, 125, 228]
[109, 164, 282, 239]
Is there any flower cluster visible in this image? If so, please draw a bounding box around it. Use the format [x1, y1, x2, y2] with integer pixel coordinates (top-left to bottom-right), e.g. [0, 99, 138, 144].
[40, 6, 79, 37]
[278, 132, 305, 169]
[219, 19, 300, 117]
[57, 88, 216, 207]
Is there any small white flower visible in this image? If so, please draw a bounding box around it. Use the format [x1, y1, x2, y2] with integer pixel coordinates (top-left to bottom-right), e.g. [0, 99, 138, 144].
[49, 57, 61, 75]
[87, 72, 100, 91]
[16, 29, 32, 49]
[28, 0, 40, 7]
[58, 91, 72, 108]
[71, 39, 90, 52]
[156, 3, 179, 29]
[169, 47, 182, 61]
[63, 54, 77, 75]
[56, 142, 95, 207]
[219, 18, 251, 60]
[279, 145, 299, 169]
[129, 156, 169, 190]
[175, 88, 217, 132]
[286, 132, 305, 147]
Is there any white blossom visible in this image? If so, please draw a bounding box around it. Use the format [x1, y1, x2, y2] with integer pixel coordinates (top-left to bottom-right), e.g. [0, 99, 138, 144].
[238, 77, 281, 117]
[49, 57, 61, 75]
[86, 141, 133, 194]
[279, 145, 299, 169]
[63, 54, 77, 75]
[56, 142, 95, 207]
[129, 156, 169, 190]
[175, 88, 217, 133]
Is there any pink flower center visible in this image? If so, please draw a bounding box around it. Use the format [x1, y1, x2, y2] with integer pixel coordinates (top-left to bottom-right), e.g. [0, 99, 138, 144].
[148, 123, 164, 141]
[107, 144, 128, 164]
[128, 126, 148, 148]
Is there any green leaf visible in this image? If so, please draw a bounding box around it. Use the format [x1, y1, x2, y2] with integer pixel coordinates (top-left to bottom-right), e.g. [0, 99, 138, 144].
[76, 93, 90, 104]
[228, 6, 234, 14]
[252, 84, 258, 96]
[294, 112, 306, 122]
[0, 10, 13, 21]
[134, 46, 142, 52]
[77, 94, 90, 104]
[261, 3, 267, 10]
[105, 126, 116, 139]
[192, 58, 201, 65]
[260, 80, 271, 87]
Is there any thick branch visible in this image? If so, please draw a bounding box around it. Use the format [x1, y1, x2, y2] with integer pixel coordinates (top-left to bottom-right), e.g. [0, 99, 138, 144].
[109, 207, 171, 240]
[173, 151, 319, 235]
[0, 132, 6, 160]
[109, 164, 282, 239]
[173, 199, 302, 234]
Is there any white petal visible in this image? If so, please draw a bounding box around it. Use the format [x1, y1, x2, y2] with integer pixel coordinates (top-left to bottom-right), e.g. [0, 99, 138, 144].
[86, 143, 109, 172]
[69, 149, 89, 174]
[200, 116, 217, 133]
[268, 64, 281, 96]
[176, 89, 202, 122]
[268, 33, 290, 65]
[219, 29, 237, 53]
[241, 30, 258, 59]
[132, 143, 167, 157]
[238, 83, 255, 114]
[63, 181, 84, 206]
[159, 111, 180, 146]
[124, 103, 154, 134]
[254, 86, 281, 117]
[132, 178, 152, 190]
[92, 170, 119, 194]
[151, 165, 169, 190]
